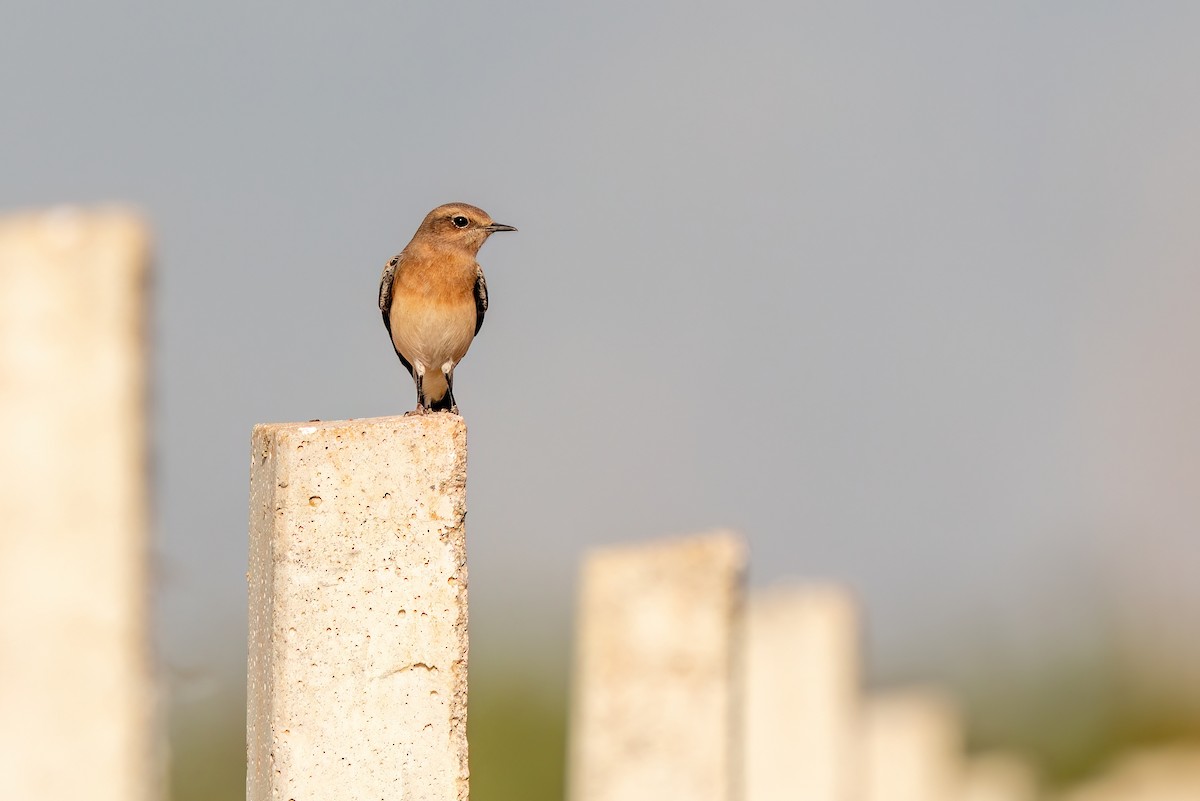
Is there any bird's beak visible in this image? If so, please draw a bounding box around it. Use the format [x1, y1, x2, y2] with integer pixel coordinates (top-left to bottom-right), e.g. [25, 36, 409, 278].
[485, 223, 517, 233]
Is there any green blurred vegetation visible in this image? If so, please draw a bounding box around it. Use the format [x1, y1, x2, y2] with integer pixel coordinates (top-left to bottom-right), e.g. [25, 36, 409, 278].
[167, 663, 567, 801]
[912, 624, 1200, 789]
[963, 661, 1200, 788]
[169, 691, 245, 801]
[468, 667, 568, 801]
[168, 635, 1198, 799]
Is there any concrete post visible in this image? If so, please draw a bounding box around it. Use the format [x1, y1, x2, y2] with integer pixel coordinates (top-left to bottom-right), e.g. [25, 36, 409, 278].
[0, 209, 155, 801]
[861, 689, 963, 801]
[247, 414, 469, 801]
[566, 532, 746, 801]
[742, 584, 860, 801]
[960, 753, 1039, 801]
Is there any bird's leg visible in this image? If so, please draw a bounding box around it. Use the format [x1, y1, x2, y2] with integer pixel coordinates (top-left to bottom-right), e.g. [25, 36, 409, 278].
[406, 364, 429, 416]
[442, 362, 459, 415]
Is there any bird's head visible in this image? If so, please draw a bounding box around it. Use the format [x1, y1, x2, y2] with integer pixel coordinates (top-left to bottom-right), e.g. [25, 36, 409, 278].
[414, 203, 516, 256]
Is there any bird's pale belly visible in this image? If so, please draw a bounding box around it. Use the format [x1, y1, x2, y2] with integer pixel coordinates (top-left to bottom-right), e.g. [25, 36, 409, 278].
[389, 295, 476, 371]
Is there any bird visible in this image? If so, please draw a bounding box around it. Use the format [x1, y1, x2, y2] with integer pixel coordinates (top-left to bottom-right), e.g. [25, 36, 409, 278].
[378, 203, 516, 414]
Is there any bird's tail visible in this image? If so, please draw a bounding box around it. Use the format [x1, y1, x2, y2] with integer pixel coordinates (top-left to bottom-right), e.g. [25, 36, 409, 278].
[422, 371, 454, 411]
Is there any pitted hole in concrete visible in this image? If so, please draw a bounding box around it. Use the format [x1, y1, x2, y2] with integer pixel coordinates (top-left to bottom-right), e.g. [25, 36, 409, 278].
[309, 496, 322, 507]
[383, 492, 391, 499]
[397, 609, 406, 616]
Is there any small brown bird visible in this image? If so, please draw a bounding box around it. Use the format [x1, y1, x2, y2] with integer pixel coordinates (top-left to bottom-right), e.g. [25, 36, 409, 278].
[378, 203, 516, 414]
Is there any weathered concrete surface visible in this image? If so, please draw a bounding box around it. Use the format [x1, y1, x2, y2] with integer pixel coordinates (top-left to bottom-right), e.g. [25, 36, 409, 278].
[567, 532, 746, 801]
[742, 584, 860, 801]
[861, 689, 963, 801]
[0, 209, 155, 801]
[248, 414, 469, 801]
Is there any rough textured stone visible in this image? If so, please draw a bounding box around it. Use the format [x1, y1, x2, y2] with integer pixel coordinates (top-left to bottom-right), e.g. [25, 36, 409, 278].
[0, 208, 155, 801]
[742, 584, 860, 801]
[567, 532, 745, 801]
[248, 413, 469, 801]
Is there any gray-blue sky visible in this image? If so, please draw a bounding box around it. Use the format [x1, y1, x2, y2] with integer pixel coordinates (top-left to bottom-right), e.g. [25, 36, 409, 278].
[4, 2, 1198, 703]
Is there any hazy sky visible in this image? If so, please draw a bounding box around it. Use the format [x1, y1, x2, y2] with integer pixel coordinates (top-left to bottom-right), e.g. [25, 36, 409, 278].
[4, 2, 1198, 704]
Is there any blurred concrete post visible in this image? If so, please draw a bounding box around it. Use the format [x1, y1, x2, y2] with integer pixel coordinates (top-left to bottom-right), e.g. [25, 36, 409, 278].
[567, 532, 746, 801]
[0, 209, 155, 801]
[861, 689, 963, 801]
[247, 414, 469, 801]
[960, 752, 1039, 801]
[742, 584, 860, 801]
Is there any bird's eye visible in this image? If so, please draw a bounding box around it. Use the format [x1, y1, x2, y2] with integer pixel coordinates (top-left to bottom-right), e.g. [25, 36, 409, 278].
[452, 215, 469, 228]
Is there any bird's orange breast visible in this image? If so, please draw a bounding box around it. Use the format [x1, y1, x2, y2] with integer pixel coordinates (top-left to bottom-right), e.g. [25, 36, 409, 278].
[389, 250, 478, 369]
[393, 250, 477, 303]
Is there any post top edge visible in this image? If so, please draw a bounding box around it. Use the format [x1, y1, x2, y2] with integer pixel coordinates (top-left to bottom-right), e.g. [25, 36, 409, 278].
[251, 412, 467, 437]
[584, 529, 747, 564]
[0, 204, 150, 234]
[0, 206, 152, 262]
[749, 580, 858, 606]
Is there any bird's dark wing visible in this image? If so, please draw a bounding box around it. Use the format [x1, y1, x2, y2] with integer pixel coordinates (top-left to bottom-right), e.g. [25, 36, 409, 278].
[379, 253, 399, 320]
[474, 265, 488, 336]
[379, 253, 414, 377]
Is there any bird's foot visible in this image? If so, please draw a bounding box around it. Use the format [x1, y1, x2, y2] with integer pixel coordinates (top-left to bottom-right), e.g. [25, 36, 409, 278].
[449, 405, 460, 415]
[405, 405, 429, 417]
